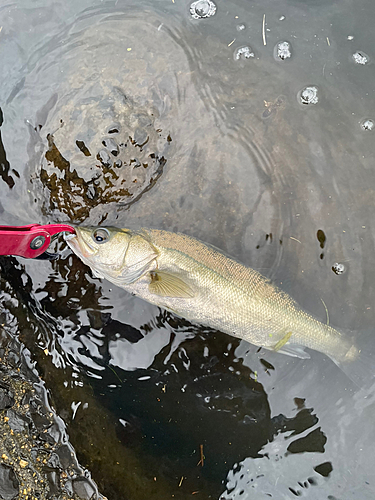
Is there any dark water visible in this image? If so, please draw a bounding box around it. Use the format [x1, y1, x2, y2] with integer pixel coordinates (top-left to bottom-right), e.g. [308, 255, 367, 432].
[1, 0, 375, 498]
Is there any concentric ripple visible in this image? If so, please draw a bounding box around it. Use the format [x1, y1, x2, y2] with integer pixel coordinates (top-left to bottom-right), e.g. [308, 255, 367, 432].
[8, 7, 189, 224]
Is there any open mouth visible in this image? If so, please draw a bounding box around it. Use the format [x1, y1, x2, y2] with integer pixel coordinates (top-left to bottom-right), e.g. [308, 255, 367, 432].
[64, 232, 76, 242]
[64, 231, 96, 258]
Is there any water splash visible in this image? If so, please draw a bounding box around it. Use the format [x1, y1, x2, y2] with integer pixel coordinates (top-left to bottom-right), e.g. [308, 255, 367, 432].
[275, 41, 292, 61]
[352, 51, 370, 65]
[361, 119, 374, 131]
[189, 0, 216, 19]
[299, 86, 319, 105]
[332, 262, 346, 275]
[234, 46, 255, 61]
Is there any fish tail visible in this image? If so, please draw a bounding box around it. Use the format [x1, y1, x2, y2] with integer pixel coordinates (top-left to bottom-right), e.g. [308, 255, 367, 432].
[333, 330, 375, 389]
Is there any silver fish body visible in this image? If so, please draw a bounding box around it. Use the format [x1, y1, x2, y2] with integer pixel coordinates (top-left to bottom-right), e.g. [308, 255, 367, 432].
[66, 226, 357, 366]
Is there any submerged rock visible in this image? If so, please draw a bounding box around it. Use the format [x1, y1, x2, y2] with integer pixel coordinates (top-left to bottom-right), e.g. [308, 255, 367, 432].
[30, 87, 171, 223]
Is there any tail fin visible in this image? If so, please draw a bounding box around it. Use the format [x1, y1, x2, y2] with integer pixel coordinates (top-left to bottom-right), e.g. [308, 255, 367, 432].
[334, 330, 375, 389]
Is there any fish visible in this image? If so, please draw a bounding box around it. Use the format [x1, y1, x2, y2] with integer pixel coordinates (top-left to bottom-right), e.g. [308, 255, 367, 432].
[65, 226, 372, 386]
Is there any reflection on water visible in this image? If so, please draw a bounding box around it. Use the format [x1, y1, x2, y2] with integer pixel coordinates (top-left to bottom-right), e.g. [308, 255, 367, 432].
[0, 256, 340, 499]
[1, 0, 375, 498]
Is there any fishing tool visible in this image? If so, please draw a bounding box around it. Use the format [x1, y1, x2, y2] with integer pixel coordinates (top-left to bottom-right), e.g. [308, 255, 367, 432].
[0, 224, 75, 260]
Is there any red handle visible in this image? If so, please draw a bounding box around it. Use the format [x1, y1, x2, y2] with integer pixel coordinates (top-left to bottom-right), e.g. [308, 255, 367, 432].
[0, 224, 75, 258]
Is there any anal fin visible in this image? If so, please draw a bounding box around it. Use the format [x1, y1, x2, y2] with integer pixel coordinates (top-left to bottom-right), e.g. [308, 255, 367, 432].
[272, 330, 310, 359]
[277, 344, 310, 359]
[273, 331, 292, 351]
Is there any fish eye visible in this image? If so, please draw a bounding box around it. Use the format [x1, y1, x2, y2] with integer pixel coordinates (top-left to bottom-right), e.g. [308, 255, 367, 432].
[92, 228, 110, 244]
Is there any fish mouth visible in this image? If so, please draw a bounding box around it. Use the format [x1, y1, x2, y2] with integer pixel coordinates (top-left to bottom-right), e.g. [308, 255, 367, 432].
[64, 230, 97, 259]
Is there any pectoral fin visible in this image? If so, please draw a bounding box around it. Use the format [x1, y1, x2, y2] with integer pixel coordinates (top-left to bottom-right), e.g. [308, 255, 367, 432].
[149, 271, 195, 298]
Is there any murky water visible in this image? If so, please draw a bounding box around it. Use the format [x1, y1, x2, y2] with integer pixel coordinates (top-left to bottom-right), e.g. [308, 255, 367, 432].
[1, 0, 375, 498]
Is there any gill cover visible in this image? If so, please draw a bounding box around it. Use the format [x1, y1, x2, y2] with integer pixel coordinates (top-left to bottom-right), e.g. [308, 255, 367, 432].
[121, 231, 158, 284]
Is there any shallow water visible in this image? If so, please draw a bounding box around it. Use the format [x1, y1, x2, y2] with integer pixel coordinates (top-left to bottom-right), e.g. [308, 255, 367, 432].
[1, 0, 375, 498]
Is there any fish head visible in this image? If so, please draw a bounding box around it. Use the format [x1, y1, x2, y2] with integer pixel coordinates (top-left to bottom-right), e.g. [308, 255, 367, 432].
[66, 226, 158, 285]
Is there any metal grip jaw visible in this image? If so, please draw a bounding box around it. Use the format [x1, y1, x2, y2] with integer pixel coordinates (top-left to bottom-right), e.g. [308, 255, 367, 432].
[0, 224, 75, 259]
